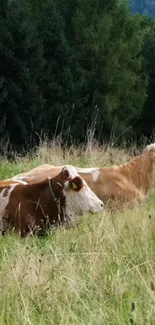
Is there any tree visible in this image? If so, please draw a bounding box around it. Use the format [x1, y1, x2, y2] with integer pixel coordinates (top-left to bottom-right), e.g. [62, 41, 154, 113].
[35, 0, 79, 141]
[0, 0, 45, 150]
[0, 0, 149, 150]
[64, 0, 146, 143]
[134, 16, 155, 141]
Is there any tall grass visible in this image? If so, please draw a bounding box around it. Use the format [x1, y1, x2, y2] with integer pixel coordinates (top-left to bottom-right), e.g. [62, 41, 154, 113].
[0, 140, 154, 325]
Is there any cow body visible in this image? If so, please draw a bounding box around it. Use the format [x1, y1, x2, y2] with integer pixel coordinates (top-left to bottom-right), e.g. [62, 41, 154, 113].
[1, 166, 104, 236]
[0, 167, 74, 236]
[10, 166, 104, 215]
[11, 165, 145, 203]
[77, 148, 155, 202]
[2, 181, 65, 236]
[11, 145, 155, 204]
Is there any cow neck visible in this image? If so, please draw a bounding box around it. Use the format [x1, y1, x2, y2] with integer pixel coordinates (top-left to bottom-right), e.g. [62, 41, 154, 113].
[48, 179, 59, 203]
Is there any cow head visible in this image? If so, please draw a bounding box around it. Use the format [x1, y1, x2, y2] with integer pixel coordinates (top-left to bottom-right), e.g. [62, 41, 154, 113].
[60, 165, 104, 215]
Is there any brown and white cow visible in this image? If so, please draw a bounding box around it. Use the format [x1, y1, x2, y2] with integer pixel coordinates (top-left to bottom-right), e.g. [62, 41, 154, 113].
[11, 144, 155, 204]
[0, 169, 71, 236]
[1, 165, 104, 236]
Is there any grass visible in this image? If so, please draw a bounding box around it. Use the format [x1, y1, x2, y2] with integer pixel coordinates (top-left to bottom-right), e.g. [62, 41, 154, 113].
[0, 140, 155, 325]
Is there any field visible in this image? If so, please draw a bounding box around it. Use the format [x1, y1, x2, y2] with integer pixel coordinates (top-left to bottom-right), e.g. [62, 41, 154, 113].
[0, 140, 155, 325]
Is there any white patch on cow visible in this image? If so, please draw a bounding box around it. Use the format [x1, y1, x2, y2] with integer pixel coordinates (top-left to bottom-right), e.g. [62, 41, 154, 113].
[76, 167, 98, 173]
[62, 165, 80, 179]
[6, 177, 27, 185]
[144, 143, 155, 152]
[0, 183, 18, 230]
[13, 179, 27, 185]
[92, 169, 100, 182]
[62, 165, 104, 215]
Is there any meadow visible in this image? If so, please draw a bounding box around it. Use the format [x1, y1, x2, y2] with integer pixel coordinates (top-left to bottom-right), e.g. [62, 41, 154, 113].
[0, 140, 155, 325]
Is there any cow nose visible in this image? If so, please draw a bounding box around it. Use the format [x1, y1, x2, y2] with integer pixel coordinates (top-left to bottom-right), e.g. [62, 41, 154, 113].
[101, 202, 104, 208]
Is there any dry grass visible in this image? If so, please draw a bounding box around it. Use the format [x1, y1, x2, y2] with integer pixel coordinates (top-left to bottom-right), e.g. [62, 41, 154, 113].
[0, 140, 154, 325]
[0, 139, 135, 179]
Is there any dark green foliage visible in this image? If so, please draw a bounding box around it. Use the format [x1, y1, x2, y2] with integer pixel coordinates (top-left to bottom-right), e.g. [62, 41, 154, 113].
[134, 16, 155, 140]
[65, 0, 146, 142]
[0, 0, 45, 149]
[0, 0, 153, 151]
[36, 0, 78, 139]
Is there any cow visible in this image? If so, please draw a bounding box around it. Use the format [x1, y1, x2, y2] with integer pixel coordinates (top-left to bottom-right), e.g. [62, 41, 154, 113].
[0, 174, 68, 237]
[12, 165, 144, 204]
[10, 144, 155, 204]
[1, 165, 104, 237]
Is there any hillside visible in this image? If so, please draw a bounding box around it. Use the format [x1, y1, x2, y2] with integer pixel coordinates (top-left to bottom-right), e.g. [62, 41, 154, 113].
[0, 142, 155, 324]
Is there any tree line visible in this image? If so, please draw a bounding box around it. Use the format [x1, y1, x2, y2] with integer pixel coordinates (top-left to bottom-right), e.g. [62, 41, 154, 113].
[0, 0, 155, 152]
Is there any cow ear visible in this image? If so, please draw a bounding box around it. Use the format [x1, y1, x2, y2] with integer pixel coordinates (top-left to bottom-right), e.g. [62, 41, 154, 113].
[69, 176, 83, 192]
[61, 167, 72, 180]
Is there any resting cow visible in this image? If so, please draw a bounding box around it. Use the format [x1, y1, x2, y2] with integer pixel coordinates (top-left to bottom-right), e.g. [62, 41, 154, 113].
[1, 165, 104, 236]
[11, 144, 155, 203]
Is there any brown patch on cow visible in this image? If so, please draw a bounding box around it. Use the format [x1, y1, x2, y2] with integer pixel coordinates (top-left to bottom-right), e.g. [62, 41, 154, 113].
[115, 150, 155, 193]
[1, 168, 75, 237]
[69, 176, 83, 192]
[0, 180, 19, 187]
